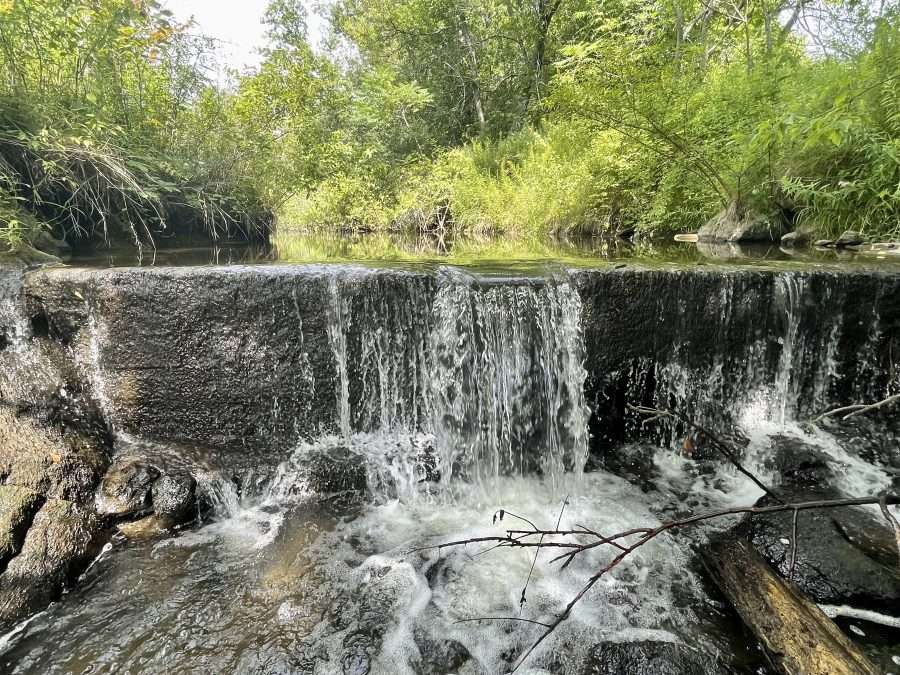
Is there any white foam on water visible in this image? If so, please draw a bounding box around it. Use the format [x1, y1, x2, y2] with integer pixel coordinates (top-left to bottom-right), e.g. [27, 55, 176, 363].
[297, 472, 703, 674]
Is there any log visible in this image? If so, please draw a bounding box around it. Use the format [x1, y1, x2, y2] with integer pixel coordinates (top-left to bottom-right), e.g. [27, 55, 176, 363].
[703, 536, 879, 675]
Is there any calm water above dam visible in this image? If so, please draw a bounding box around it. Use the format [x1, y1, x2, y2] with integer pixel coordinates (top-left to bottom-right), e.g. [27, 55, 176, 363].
[62, 229, 900, 273]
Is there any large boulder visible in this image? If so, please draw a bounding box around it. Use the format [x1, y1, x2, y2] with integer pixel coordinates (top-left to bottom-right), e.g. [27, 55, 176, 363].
[745, 495, 900, 611]
[0, 486, 44, 572]
[0, 499, 106, 632]
[697, 207, 788, 243]
[745, 435, 900, 611]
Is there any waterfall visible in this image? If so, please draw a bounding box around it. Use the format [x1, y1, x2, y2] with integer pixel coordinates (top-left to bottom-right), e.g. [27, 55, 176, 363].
[773, 273, 806, 425]
[314, 267, 590, 498]
[429, 270, 589, 485]
[0, 266, 30, 352]
[326, 276, 352, 440]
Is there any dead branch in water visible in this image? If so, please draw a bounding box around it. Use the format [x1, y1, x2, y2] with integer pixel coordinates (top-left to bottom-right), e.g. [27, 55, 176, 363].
[415, 494, 900, 671]
[812, 393, 900, 423]
[627, 403, 782, 501]
[413, 402, 900, 672]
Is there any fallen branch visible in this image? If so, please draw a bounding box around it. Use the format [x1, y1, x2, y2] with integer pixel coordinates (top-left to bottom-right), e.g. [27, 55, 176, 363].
[418, 493, 900, 672]
[812, 393, 900, 423]
[704, 537, 880, 675]
[627, 404, 781, 501]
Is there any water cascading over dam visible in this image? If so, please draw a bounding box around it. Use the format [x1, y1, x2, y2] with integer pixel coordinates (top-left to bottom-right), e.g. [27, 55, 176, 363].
[18, 265, 898, 463]
[2, 261, 900, 673]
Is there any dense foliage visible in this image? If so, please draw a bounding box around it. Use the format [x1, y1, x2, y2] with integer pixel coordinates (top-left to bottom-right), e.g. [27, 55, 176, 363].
[0, 0, 271, 251]
[3, 0, 900, 250]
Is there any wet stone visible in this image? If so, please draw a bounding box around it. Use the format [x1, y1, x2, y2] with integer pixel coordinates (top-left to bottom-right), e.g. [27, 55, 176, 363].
[117, 514, 174, 540]
[0, 486, 44, 572]
[413, 627, 471, 675]
[598, 444, 658, 491]
[836, 230, 865, 247]
[766, 434, 835, 489]
[781, 230, 810, 247]
[151, 472, 197, 522]
[580, 641, 722, 675]
[0, 499, 106, 633]
[0, 407, 109, 504]
[97, 458, 160, 517]
[745, 493, 900, 612]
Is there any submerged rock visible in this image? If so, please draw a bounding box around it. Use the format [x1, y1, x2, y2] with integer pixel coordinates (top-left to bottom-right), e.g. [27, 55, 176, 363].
[598, 444, 658, 491]
[96, 458, 160, 517]
[151, 472, 197, 522]
[413, 628, 471, 675]
[117, 514, 174, 540]
[581, 641, 720, 675]
[0, 486, 44, 572]
[304, 447, 368, 496]
[0, 499, 106, 632]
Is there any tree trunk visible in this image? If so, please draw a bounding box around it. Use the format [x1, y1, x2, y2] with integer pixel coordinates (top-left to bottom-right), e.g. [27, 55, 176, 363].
[703, 536, 880, 675]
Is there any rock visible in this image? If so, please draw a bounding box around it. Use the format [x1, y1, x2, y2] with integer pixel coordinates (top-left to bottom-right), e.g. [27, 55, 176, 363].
[413, 627, 471, 675]
[27, 229, 70, 257]
[744, 494, 900, 612]
[276, 446, 368, 500]
[0, 499, 106, 632]
[151, 473, 197, 521]
[768, 435, 834, 489]
[599, 444, 658, 490]
[7, 243, 62, 266]
[836, 230, 865, 247]
[580, 641, 720, 675]
[96, 458, 160, 517]
[117, 514, 174, 540]
[0, 407, 109, 504]
[0, 486, 44, 572]
[697, 207, 788, 243]
[781, 231, 810, 247]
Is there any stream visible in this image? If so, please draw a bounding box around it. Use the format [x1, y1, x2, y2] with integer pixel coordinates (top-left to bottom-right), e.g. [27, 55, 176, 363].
[1, 236, 900, 674]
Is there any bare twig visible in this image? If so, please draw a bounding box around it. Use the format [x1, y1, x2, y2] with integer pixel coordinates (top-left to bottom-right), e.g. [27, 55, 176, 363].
[627, 404, 782, 502]
[421, 494, 900, 672]
[520, 497, 570, 609]
[812, 393, 900, 423]
[788, 507, 799, 581]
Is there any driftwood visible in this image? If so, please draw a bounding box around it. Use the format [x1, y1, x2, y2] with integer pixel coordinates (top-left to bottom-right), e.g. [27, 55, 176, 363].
[703, 536, 880, 675]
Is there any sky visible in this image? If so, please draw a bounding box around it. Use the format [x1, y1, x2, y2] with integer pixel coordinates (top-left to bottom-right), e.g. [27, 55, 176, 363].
[163, 0, 326, 72]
